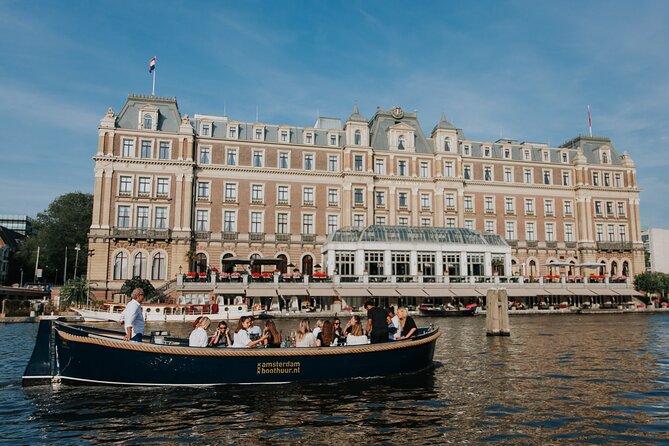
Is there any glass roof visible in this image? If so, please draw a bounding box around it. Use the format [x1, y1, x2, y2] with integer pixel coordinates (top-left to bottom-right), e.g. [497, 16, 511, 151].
[327, 226, 508, 246]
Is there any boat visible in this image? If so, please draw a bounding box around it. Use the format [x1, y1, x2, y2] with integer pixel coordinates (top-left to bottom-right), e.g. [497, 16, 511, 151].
[23, 320, 440, 386]
[72, 301, 264, 322]
[418, 303, 478, 317]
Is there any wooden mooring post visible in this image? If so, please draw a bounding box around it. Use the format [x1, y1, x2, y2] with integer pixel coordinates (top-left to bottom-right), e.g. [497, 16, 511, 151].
[486, 289, 510, 336]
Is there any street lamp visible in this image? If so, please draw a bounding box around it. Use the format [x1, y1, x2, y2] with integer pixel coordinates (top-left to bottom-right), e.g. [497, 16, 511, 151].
[73, 244, 81, 279]
[86, 249, 95, 305]
[20, 268, 23, 287]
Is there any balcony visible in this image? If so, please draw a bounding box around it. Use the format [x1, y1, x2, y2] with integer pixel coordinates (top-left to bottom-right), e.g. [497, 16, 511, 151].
[249, 232, 265, 242]
[398, 204, 409, 211]
[375, 203, 386, 209]
[597, 241, 633, 252]
[156, 192, 169, 199]
[545, 241, 558, 248]
[275, 233, 291, 243]
[197, 195, 210, 202]
[221, 231, 238, 241]
[506, 239, 518, 247]
[445, 206, 456, 211]
[118, 191, 131, 197]
[526, 240, 538, 248]
[224, 197, 238, 204]
[421, 205, 431, 211]
[301, 234, 316, 243]
[565, 241, 577, 249]
[195, 231, 210, 240]
[251, 199, 264, 205]
[464, 208, 474, 214]
[303, 201, 314, 207]
[277, 199, 289, 205]
[485, 209, 495, 214]
[112, 227, 171, 241]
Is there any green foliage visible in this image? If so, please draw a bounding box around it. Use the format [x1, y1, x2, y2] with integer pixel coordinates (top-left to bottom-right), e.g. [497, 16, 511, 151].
[59, 276, 89, 307]
[2, 299, 32, 317]
[633, 272, 669, 297]
[14, 192, 94, 283]
[120, 277, 156, 300]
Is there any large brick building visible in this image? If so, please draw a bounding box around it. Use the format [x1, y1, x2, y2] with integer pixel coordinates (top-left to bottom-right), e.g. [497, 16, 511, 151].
[87, 94, 643, 299]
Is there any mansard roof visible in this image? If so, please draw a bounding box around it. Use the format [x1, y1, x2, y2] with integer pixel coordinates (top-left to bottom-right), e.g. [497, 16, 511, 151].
[432, 112, 457, 132]
[116, 94, 182, 132]
[346, 104, 367, 123]
[369, 107, 432, 153]
[559, 135, 626, 165]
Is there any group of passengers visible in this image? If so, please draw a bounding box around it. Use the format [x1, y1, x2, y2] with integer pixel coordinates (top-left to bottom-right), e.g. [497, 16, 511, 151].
[187, 300, 418, 348]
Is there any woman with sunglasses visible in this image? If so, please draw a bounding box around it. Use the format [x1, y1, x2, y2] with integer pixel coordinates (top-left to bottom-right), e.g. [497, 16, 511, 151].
[332, 318, 346, 346]
[208, 321, 232, 347]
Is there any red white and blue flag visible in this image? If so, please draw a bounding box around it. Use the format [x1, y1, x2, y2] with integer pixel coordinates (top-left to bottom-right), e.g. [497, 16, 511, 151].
[149, 57, 156, 73]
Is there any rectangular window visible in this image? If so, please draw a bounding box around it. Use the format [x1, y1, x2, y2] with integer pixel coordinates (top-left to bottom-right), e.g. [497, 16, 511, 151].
[119, 176, 132, 194]
[525, 222, 535, 241]
[328, 155, 338, 172]
[504, 148, 511, 159]
[562, 152, 568, 163]
[592, 172, 599, 186]
[224, 183, 237, 201]
[227, 149, 237, 166]
[305, 133, 313, 144]
[606, 201, 613, 216]
[525, 198, 534, 214]
[328, 189, 339, 206]
[505, 222, 516, 240]
[375, 191, 385, 206]
[354, 188, 364, 206]
[595, 201, 602, 215]
[464, 165, 471, 180]
[224, 211, 237, 232]
[564, 200, 573, 216]
[524, 168, 532, 184]
[444, 161, 454, 177]
[353, 214, 365, 227]
[138, 177, 151, 195]
[250, 212, 263, 233]
[199, 147, 210, 164]
[463, 145, 470, 156]
[504, 167, 512, 183]
[117, 206, 130, 228]
[485, 220, 495, 233]
[304, 154, 314, 171]
[156, 178, 169, 196]
[122, 139, 134, 157]
[196, 210, 209, 231]
[614, 173, 622, 188]
[484, 166, 492, 181]
[376, 216, 386, 225]
[253, 151, 263, 168]
[524, 150, 530, 160]
[565, 223, 574, 242]
[354, 155, 364, 172]
[505, 197, 514, 213]
[419, 161, 429, 178]
[604, 173, 611, 187]
[302, 214, 314, 234]
[136, 206, 149, 229]
[464, 195, 473, 211]
[280, 130, 288, 142]
[158, 142, 170, 159]
[421, 217, 431, 227]
[420, 194, 430, 210]
[445, 194, 455, 210]
[562, 171, 570, 186]
[197, 181, 209, 199]
[228, 126, 237, 139]
[330, 134, 337, 145]
[251, 184, 263, 203]
[277, 185, 289, 204]
[398, 192, 408, 208]
[543, 170, 551, 185]
[154, 207, 167, 229]
[607, 224, 615, 242]
[202, 124, 210, 136]
[140, 140, 152, 159]
[544, 199, 553, 216]
[255, 128, 263, 141]
[327, 215, 338, 234]
[545, 223, 554, 241]
[303, 187, 314, 205]
[276, 213, 288, 234]
[617, 202, 625, 216]
[446, 217, 456, 228]
[279, 152, 289, 169]
[484, 196, 494, 212]
[464, 219, 474, 230]
[398, 160, 407, 176]
[375, 159, 385, 175]
[596, 224, 604, 242]
[619, 225, 627, 241]
[399, 217, 409, 226]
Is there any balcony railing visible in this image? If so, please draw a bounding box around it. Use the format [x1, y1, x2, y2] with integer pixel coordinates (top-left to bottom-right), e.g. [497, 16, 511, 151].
[445, 206, 456, 211]
[301, 234, 316, 243]
[112, 227, 171, 241]
[526, 240, 538, 248]
[277, 199, 289, 205]
[597, 241, 633, 251]
[251, 199, 264, 205]
[249, 232, 265, 241]
[195, 231, 210, 240]
[506, 239, 518, 247]
[565, 241, 577, 249]
[275, 233, 291, 242]
[221, 231, 238, 241]
[546, 241, 558, 248]
[224, 197, 237, 203]
[303, 201, 314, 206]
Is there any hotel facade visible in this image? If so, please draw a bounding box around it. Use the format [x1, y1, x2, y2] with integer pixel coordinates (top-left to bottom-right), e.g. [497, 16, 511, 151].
[87, 94, 644, 300]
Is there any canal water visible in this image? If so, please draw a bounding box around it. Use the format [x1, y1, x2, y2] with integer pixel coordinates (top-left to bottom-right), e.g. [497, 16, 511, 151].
[2, 314, 669, 445]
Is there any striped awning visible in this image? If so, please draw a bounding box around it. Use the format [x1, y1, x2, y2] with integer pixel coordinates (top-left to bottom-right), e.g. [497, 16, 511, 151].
[308, 288, 337, 297]
[567, 288, 596, 296]
[505, 288, 544, 297]
[449, 288, 482, 297]
[245, 288, 277, 297]
[590, 288, 620, 296]
[541, 288, 574, 296]
[395, 288, 426, 297]
[368, 288, 399, 297]
[335, 288, 371, 297]
[277, 288, 309, 296]
[423, 288, 455, 297]
[215, 288, 245, 295]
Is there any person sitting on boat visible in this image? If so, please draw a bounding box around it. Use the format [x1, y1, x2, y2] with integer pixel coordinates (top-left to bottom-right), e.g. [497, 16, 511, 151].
[121, 288, 145, 342]
[208, 321, 232, 347]
[364, 299, 389, 344]
[332, 318, 346, 346]
[295, 318, 318, 347]
[262, 320, 282, 348]
[232, 316, 268, 348]
[247, 316, 263, 343]
[396, 308, 417, 340]
[387, 307, 400, 341]
[345, 315, 368, 345]
[317, 320, 334, 347]
[312, 319, 323, 339]
[189, 317, 211, 347]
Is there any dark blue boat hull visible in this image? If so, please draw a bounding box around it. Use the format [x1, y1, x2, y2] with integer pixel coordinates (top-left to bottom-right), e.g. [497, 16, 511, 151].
[25, 321, 439, 386]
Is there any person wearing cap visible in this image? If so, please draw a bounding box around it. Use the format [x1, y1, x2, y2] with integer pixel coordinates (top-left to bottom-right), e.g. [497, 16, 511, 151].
[122, 288, 145, 342]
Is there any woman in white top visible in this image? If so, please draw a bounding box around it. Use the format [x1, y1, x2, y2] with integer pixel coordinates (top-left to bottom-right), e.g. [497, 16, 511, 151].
[232, 316, 268, 348]
[344, 315, 368, 345]
[295, 318, 318, 347]
[189, 316, 211, 347]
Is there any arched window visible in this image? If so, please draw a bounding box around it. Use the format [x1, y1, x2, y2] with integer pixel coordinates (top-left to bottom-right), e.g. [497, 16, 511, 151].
[250, 253, 261, 274]
[277, 254, 288, 273]
[354, 130, 361, 145]
[302, 255, 313, 276]
[622, 261, 629, 277]
[143, 113, 152, 129]
[152, 252, 166, 280]
[113, 252, 128, 280]
[611, 261, 618, 276]
[599, 261, 607, 276]
[133, 252, 147, 278]
[444, 137, 450, 151]
[529, 260, 536, 277]
[222, 253, 234, 273]
[568, 261, 576, 276]
[196, 253, 208, 273]
[398, 135, 405, 150]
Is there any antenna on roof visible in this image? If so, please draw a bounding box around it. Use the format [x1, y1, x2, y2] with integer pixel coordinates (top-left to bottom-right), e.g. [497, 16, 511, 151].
[256, 105, 259, 123]
[223, 101, 227, 117]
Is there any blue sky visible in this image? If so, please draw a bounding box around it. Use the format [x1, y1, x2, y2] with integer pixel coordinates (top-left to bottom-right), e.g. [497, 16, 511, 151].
[1, 0, 668, 227]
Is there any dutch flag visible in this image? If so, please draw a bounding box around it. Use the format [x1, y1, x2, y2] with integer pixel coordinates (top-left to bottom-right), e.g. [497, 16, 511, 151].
[149, 56, 156, 73]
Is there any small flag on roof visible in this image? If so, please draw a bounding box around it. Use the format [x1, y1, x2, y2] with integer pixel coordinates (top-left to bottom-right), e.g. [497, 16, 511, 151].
[149, 56, 156, 73]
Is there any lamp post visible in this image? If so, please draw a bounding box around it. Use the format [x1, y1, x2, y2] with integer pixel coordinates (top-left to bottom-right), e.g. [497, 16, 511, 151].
[20, 268, 23, 287]
[73, 244, 81, 278]
[86, 249, 95, 305]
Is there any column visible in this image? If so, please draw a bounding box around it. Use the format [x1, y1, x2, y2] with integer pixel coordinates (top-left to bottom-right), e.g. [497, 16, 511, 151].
[101, 168, 113, 229]
[484, 251, 492, 277]
[91, 168, 104, 229]
[174, 174, 184, 230]
[182, 174, 193, 231]
[460, 251, 468, 278]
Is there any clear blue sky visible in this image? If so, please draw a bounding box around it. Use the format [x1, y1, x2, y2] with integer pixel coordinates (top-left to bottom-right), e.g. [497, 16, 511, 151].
[2, 0, 668, 228]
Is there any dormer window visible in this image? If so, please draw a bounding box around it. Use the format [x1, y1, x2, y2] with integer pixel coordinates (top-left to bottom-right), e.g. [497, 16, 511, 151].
[463, 145, 470, 156]
[398, 135, 405, 150]
[280, 130, 288, 142]
[329, 134, 338, 146]
[444, 137, 451, 151]
[484, 147, 491, 157]
[602, 152, 609, 164]
[561, 152, 568, 163]
[504, 148, 511, 159]
[524, 150, 530, 160]
[542, 151, 549, 162]
[138, 106, 158, 131]
[254, 127, 264, 141]
[354, 130, 361, 145]
[305, 132, 313, 144]
[201, 123, 210, 136]
[228, 125, 237, 139]
[143, 114, 153, 130]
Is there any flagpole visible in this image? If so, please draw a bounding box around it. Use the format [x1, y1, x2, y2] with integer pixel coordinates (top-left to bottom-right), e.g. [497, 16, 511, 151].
[587, 105, 592, 137]
[152, 63, 156, 96]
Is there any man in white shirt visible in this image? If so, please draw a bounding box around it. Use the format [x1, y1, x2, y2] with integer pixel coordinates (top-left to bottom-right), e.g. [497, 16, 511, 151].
[247, 316, 262, 342]
[122, 288, 145, 342]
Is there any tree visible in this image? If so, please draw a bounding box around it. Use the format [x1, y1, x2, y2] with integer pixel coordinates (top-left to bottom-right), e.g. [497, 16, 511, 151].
[120, 276, 156, 301]
[14, 192, 93, 284]
[59, 277, 89, 308]
[634, 272, 667, 298]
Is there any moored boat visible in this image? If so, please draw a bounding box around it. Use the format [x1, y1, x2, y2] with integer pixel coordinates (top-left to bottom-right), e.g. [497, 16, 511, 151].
[72, 301, 263, 322]
[418, 303, 478, 317]
[23, 320, 440, 387]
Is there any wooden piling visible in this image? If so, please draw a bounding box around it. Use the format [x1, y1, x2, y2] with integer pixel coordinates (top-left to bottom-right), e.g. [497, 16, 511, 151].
[486, 289, 510, 336]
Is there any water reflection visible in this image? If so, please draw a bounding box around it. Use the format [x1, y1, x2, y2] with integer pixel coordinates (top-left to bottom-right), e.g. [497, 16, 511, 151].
[7, 315, 669, 444]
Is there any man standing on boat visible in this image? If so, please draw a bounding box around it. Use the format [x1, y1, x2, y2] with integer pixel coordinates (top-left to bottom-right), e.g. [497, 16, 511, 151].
[365, 299, 389, 344]
[122, 288, 145, 342]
